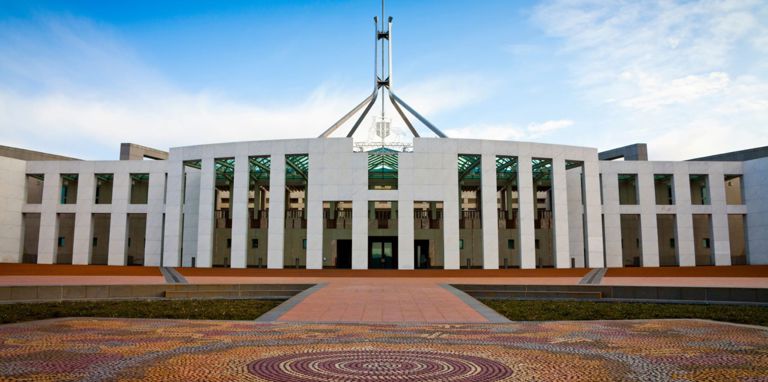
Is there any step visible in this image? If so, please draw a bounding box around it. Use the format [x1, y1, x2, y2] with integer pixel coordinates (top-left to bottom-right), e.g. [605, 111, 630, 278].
[466, 290, 603, 300]
[164, 284, 313, 291]
[164, 289, 304, 299]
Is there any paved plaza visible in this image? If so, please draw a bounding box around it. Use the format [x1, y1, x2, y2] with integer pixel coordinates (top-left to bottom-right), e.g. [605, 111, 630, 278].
[272, 280, 499, 323]
[0, 318, 766, 381]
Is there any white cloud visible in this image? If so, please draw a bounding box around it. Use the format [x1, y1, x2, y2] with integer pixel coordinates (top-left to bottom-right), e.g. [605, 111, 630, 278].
[446, 124, 526, 141]
[446, 119, 573, 142]
[532, 0, 768, 159]
[526, 119, 574, 135]
[396, 74, 496, 116]
[0, 16, 493, 159]
[618, 71, 730, 110]
[0, 87, 363, 158]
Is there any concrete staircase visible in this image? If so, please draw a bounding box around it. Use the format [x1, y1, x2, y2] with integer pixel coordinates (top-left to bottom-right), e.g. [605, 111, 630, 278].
[454, 284, 603, 300]
[163, 284, 312, 300]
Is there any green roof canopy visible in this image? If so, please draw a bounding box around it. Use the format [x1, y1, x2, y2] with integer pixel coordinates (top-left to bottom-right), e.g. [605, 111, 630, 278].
[368, 147, 398, 179]
[496, 156, 518, 183]
[130, 173, 149, 182]
[532, 158, 552, 182]
[458, 154, 481, 181]
[249, 156, 271, 181]
[215, 158, 235, 183]
[286, 154, 309, 181]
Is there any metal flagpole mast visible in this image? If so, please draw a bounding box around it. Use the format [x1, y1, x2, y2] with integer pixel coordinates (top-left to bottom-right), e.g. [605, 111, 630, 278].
[380, 0, 386, 120]
[321, 0, 447, 140]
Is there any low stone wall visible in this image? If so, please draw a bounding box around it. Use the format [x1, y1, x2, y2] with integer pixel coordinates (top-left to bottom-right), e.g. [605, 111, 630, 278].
[0, 284, 314, 303]
[453, 284, 768, 304]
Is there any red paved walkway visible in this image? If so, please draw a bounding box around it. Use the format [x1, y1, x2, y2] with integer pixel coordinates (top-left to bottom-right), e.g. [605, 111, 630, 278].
[276, 278, 488, 323]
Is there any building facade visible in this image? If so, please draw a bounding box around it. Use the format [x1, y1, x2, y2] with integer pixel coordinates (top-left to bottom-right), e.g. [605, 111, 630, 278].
[0, 137, 766, 269]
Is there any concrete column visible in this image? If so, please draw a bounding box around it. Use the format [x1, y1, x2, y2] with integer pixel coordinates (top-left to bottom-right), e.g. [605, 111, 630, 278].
[306, 198, 323, 269]
[638, 167, 660, 267]
[518, 155, 535, 269]
[398, 198, 414, 269]
[601, 170, 622, 267]
[673, 169, 695, 266]
[443, 156, 461, 270]
[195, 158, 215, 268]
[481, 153, 499, 269]
[744, 157, 768, 264]
[551, 157, 570, 268]
[711, 212, 731, 265]
[267, 154, 286, 269]
[583, 159, 605, 268]
[352, 197, 368, 269]
[36, 172, 60, 264]
[162, 160, 184, 267]
[566, 168, 586, 267]
[107, 172, 129, 266]
[0, 157, 26, 263]
[230, 155, 250, 268]
[72, 170, 94, 265]
[181, 169, 200, 266]
[304, 151, 322, 270]
[709, 170, 731, 265]
[144, 171, 165, 266]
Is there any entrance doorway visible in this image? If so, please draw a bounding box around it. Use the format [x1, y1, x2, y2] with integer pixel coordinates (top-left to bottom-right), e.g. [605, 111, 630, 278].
[369, 237, 397, 269]
[336, 239, 352, 269]
[415, 240, 430, 269]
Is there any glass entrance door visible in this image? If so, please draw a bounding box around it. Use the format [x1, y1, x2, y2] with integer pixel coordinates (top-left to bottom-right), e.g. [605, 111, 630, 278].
[414, 240, 430, 269]
[369, 237, 397, 269]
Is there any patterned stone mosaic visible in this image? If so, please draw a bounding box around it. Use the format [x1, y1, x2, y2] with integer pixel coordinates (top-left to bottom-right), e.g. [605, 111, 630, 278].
[0, 318, 766, 381]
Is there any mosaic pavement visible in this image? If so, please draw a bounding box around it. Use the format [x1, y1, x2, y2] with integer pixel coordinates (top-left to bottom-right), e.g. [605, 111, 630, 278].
[0, 318, 767, 381]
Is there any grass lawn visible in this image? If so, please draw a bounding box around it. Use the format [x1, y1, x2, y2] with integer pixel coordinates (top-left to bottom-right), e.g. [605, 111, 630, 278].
[0, 299, 283, 324]
[482, 299, 768, 327]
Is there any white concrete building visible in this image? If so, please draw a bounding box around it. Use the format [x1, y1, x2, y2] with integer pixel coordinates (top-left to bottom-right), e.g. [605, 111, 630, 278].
[0, 6, 765, 270]
[0, 139, 765, 269]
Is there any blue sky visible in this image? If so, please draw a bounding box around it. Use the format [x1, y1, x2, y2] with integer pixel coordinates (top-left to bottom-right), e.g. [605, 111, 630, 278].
[0, 0, 766, 160]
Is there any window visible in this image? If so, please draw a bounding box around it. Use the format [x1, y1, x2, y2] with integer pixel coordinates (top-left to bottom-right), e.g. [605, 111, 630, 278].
[459, 239, 464, 250]
[724, 175, 744, 205]
[703, 238, 711, 248]
[58, 237, 65, 247]
[60, 174, 79, 204]
[95, 174, 113, 204]
[654, 174, 674, 205]
[535, 239, 540, 250]
[227, 239, 231, 248]
[690, 175, 710, 205]
[302, 239, 307, 249]
[251, 239, 258, 248]
[618, 174, 639, 205]
[130, 173, 149, 204]
[92, 237, 98, 247]
[507, 239, 515, 249]
[670, 238, 675, 248]
[25, 174, 44, 204]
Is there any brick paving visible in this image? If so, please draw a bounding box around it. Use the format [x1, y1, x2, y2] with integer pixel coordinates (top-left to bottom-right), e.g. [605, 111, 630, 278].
[1, 318, 766, 381]
[274, 278, 489, 323]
